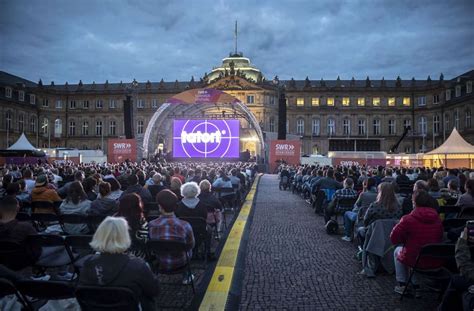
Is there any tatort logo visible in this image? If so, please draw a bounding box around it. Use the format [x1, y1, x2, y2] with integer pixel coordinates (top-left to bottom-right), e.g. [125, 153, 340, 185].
[173, 120, 240, 158]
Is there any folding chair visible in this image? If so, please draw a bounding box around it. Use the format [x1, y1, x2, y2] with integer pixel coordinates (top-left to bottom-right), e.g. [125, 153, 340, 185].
[179, 216, 210, 265]
[31, 213, 61, 232]
[0, 241, 33, 271]
[31, 201, 57, 214]
[16, 212, 31, 222]
[16, 280, 76, 307]
[64, 235, 94, 269]
[0, 278, 31, 310]
[76, 286, 139, 311]
[334, 197, 358, 223]
[26, 234, 78, 279]
[217, 187, 236, 214]
[86, 214, 106, 233]
[401, 243, 455, 300]
[146, 239, 195, 295]
[459, 206, 474, 219]
[60, 213, 90, 235]
[439, 205, 461, 218]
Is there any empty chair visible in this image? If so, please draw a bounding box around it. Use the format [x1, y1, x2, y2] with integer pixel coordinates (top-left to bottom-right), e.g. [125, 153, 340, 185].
[76, 286, 139, 311]
[16, 279, 76, 307]
[0, 278, 31, 310]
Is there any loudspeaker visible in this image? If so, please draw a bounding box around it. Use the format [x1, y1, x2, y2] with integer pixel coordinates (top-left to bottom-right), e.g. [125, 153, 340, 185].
[277, 90, 287, 140]
[123, 95, 134, 139]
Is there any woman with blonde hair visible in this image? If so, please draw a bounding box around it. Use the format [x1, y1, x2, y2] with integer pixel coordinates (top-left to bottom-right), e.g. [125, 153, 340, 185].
[79, 216, 159, 311]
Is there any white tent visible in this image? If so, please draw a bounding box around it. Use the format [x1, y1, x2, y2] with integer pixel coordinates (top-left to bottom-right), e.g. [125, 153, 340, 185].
[7, 133, 37, 151]
[424, 128, 474, 168]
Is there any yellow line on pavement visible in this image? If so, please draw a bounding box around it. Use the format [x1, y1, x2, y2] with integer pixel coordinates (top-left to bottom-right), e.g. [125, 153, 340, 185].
[199, 174, 261, 311]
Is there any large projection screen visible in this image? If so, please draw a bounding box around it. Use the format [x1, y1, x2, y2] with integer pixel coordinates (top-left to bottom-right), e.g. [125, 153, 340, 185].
[172, 119, 240, 158]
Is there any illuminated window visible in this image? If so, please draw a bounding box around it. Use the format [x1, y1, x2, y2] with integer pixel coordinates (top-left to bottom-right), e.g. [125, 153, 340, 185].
[467, 81, 472, 94]
[69, 121, 75, 136]
[403, 97, 411, 106]
[388, 97, 396, 106]
[372, 97, 380, 106]
[312, 119, 320, 135]
[327, 97, 335, 106]
[342, 97, 350, 106]
[311, 97, 319, 106]
[388, 119, 396, 135]
[19, 91, 24, 102]
[358, 119, 366, 135]
[455, 85, 461, 97]
[357, 97, 365, 106]
[296, 98, 305, 106]
[343, 119, 351, 135]
[109, 120, 116, 135]
[446, 90, 451, 101]
[296, 119, 304, 134]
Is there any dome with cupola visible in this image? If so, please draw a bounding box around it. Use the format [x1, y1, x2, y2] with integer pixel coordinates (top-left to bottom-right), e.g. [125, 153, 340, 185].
[206, 52, 264, 83]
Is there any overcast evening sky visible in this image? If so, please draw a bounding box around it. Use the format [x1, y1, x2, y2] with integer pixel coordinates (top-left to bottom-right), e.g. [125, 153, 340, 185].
[1, 0, 473, 84]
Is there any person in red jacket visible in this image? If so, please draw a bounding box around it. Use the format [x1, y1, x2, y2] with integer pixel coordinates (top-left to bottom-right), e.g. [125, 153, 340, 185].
[390, 190, 443, 295]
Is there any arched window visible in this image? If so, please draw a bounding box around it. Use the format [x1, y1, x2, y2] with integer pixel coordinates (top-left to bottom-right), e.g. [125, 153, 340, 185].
[312, 119, 320, 135]
[18, 114, 24, 132]
[41, 118, 49, 135]
[433, 115, 440, 135]
[454, 109, 460, 129]
[327, 118, 335, 136]
[82, 121, 89, 135]
[30, 116, 36, 133]
[54, 119, 62, 137]
[6, 111, 12, 130]
[466, 109, 472, 129]
[69, 120, 76, 136]
[388, 119, 396, 135]
[418, 116, 427, 136]
[296, 118, 304, 135]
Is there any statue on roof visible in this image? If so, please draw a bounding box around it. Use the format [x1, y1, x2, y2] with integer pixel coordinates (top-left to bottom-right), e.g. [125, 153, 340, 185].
[229, 60, 235, 76]
[305, 76, 311, 88]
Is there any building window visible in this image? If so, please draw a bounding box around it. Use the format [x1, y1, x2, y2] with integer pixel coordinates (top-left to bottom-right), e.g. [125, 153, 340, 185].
[246, 95, 254, 104]
[388, 119, 396, 135]
[467, 81, 473, 94]
[296, 118, 304, 134]
[18, 114, 24, 132]
[327, 118, 335, 136]
[296, 98, 304, 107]
[42, 99, 49, 107]
[416, 96, 426, 106]
[404, 146, 411, 153]
[455, 85, 461, 97]
[466, 110, 472, 128]
[403, 97, 411, 106]
[55, 100, 62, 109]
[327, 97, 335, 106]
[30, 94, 35, 105]
[6, 111, 12, 130]
[96, 99, 103, 109]
[269, 117, 275, 132]
[343, 119, 351, 136]
[82, 121, 89, 135]
[41, 118, 49, 135]
[54, 119, 62, 138]
[403, 119, 411, 130]
[19, 91, 24, 102]
[69, 121, 76, 136]
[446, 89, 451, 101]
[312, 145, 319, 154]
[433, 115, 440, 135]
[454, 109, 460, 129]
[388, 97, 396, 106]
[342, 97, 350, 106]
[311, 97, 319, 106]
[83, 100, 89, 109]
[151, 99, 158, 109]
[372, 97, 380, 106]
[137, 120, 144, 134]
[137, 99, 144, 109]
[433, 94, 440, 104]
[30, 117, 36, 133]
[109, 120, 116, 135]
[445, 113, 450, 132]
[285, 98, 288, 106]
[373, 119, 381, 135]
[312, 119, 320, 135]
[96, 120, 103, 136]
[109, 99, 116, 109]
[358, 119, 366, 136]
[5, 87, 12, 98]
[418, 116, 427, 136]
[70, 100, 76, 109]
[357, 97, 365, 106]
[286, 119, 289, 133]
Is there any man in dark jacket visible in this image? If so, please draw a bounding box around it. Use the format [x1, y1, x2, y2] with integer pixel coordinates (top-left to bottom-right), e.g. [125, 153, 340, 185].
[88, 182, 118, 216]
[120, 174, 152, 203]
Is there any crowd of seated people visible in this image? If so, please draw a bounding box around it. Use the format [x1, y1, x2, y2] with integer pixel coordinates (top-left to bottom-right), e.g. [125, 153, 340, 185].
[280, 163, 474, 307]
[0, 160, 257, 309]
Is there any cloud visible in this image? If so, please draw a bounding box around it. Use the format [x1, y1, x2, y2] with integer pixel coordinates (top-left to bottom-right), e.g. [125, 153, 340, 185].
[0, 0, 472, 84]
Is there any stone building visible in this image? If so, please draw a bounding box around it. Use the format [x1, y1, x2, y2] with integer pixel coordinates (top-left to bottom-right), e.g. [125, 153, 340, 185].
[0, 53, 472, 157]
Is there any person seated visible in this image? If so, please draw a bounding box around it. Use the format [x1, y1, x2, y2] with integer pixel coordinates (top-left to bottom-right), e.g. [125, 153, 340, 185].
[390, 190, 443, 296]
[31, 174, 62, 213]
[58, 171, 85, 199]
[457, 180, 474, 213]
[441, 180, 461, 203]
[0, 174, 13, 199]
[59, 181, 91, 234]
[120, 174, 152, 203]
[148, 190, 195, 284]
[176, 182, 208, 220]
[6, 181, 31, 208]
[79, 216, 159, 311]
[443, 169, 460, 189]
[314, 169, 342, 192]
[212, 170, 234, 199]
[341, 177, 377, 242]
[147, 173, 167, 200]
[427, 178, 442, 199]
[439, 224, 474, 311]
[198, 180, 223, 233]
[88, 182, 118, 217]
[169, 177, 183, 200]
[116, 193, 148, 241]
[396, 168, 411, 188]
[82, 177, 98, 201]
[324, 178, 357, 223]
[102, 177, 123, 201]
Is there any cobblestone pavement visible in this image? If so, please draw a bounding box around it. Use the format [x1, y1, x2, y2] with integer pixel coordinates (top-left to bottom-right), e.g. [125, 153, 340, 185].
[239, 174, 438, 311]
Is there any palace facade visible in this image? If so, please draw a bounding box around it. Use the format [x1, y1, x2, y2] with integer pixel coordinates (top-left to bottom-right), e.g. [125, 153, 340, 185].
[0, 52, 473, 157]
